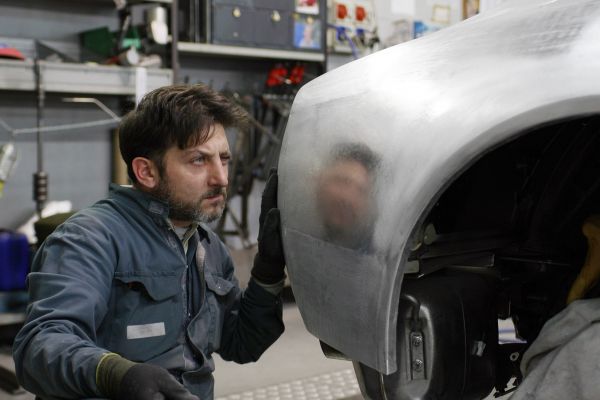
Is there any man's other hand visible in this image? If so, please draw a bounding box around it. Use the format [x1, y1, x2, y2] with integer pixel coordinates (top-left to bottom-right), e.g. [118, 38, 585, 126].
[118, 363, 199, 400]
[251, 169, 286, 284]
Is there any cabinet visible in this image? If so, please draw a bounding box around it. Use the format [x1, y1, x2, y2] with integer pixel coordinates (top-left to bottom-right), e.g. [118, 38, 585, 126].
[179, 0, 327, 64]
[211, 0, 294, 49]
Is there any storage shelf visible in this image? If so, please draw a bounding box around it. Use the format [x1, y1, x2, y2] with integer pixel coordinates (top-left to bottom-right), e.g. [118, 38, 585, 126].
[0, 59, 173, 95]
[75, 0, 172, 3]
[178, 42, 325, 62]
[128, 0, 173, 4]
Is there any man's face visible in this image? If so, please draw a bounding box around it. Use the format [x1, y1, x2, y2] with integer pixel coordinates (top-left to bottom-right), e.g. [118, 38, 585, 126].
[316, 159, 373, 243]
[152, 124, 231, 226]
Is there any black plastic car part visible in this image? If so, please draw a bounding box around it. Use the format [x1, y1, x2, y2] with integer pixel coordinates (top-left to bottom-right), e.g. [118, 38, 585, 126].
[354, 270, 498, 400]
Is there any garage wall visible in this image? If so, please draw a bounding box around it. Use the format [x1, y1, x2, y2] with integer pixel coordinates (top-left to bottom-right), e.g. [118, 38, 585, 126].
[0, 0, 122, 230]
[0, 1, 275, 231]
[0, 92, 115, 230]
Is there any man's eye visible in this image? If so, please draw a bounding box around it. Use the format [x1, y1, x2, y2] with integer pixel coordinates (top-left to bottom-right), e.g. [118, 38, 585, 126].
[192, 157, 206, 164]
[221, 155, 232, 164]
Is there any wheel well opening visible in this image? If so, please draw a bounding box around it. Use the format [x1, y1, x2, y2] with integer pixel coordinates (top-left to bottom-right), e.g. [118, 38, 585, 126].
[432, 115, 600, 256]
[417, 114, 600, 342]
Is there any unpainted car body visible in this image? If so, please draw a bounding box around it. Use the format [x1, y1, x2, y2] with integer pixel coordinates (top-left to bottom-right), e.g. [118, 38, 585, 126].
[279, 0, 600, 398]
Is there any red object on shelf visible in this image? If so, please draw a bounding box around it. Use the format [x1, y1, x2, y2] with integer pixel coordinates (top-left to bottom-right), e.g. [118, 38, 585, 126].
[289, 65, 305, 85]
[356, 6, 366, 22]
[337, 3, 348, 20]
[266, 64, 288, 87]
[0, 44, 26, 60]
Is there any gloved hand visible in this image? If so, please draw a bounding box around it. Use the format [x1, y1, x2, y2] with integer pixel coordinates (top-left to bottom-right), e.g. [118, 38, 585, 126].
[118, 363, 198, 400]
[97, 353, 199, 400]
[251, 169, 286, 284]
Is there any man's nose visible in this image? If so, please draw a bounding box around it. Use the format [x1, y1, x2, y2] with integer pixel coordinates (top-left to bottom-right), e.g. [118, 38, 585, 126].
[209, 160, 228, 187]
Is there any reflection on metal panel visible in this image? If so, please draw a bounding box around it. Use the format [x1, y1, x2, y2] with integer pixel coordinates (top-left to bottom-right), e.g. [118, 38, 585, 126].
[284, 229, 386, 364]
[279, 0, 600, 374]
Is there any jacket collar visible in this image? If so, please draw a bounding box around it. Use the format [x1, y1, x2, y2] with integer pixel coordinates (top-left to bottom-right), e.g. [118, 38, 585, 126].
[108, 183, 211, 241]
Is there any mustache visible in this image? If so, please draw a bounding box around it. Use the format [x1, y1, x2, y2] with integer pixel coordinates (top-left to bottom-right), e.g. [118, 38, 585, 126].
[202, 187, 227, 200]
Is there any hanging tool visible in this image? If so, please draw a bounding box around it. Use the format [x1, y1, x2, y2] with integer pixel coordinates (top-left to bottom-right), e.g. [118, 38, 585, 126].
[33, 58, 48, 217]
[0, 142, 17, 198]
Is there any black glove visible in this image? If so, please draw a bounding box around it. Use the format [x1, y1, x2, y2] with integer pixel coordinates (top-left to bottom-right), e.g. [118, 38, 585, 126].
[118, 363, 198, 400]
[97, 354, 198, 400]
[251, 169, 286, 284]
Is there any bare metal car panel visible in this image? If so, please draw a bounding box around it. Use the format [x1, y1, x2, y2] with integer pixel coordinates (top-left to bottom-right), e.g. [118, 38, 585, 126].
[278, 0, 600, 374]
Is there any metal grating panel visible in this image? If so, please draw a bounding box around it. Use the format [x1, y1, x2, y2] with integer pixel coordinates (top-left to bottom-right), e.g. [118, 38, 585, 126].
[216, 369, 361, 400]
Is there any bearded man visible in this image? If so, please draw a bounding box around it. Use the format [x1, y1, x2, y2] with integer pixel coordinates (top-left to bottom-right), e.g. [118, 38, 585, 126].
[13, 84, 286, 400]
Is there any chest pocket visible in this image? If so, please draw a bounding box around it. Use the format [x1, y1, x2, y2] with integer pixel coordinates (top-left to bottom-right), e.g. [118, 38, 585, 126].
[189, 272, 237, 354]
[205, 272, 236, 296]
[108, 271, 183, 361]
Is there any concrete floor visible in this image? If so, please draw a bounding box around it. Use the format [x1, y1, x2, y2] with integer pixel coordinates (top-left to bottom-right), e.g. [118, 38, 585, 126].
[213, 303, 358, 399]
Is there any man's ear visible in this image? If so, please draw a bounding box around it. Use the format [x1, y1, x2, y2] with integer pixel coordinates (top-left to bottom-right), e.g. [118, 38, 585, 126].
[132, 157, 159, 189]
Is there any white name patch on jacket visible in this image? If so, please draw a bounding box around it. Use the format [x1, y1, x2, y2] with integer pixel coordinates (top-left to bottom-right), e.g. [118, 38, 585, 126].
[127, 322, 166, 339]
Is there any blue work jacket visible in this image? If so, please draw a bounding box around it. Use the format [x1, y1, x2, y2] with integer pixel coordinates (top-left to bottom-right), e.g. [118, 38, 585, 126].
[12, 184, 284, 399]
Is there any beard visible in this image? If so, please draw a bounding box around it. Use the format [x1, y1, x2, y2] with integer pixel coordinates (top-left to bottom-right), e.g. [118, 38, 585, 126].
[152, 177, 227, 224]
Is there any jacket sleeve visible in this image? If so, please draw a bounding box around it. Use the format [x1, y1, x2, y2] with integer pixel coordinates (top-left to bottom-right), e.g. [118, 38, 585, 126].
[215, 243, 285, 363]
[12, 216, 115, 399]
[510, 298, 600, 400]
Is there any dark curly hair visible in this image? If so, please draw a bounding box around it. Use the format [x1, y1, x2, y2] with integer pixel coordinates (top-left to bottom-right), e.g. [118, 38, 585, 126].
[118, 83, 248, 183]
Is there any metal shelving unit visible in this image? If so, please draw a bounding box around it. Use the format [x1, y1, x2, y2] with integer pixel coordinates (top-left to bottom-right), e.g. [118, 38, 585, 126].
[0, 59, 173, 95]
[177, 42, 325, 62]
[128, 0, 172, 3]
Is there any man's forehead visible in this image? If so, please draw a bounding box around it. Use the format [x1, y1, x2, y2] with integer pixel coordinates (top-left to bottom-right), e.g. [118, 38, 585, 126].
[182, 142, 229, 154]
[182, 128, 229, 151]
[188, 124, 228, 145]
